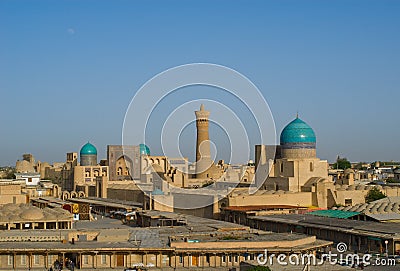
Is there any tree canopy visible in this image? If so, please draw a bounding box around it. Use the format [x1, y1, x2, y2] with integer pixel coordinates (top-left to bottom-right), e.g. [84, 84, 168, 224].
[5, 168, 15, 179]
[365, 187, 386, 203]
[332, 157, 351, 170]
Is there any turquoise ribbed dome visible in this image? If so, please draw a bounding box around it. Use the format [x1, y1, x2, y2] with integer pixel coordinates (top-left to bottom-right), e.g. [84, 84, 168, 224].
[139, 144, 150, 155]
[80, 142, 97, 155]
[280, 117, 316, 144]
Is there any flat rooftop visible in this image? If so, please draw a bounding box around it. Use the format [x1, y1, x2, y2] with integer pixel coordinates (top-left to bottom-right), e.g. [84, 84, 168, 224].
[223, 205, 307, 212]
[252, 214, 400, 239]
[67, 197, 142, 209]
[170, 231, 312, 243]
[141, 210, 248, 231]
[0, 212, 332, 253]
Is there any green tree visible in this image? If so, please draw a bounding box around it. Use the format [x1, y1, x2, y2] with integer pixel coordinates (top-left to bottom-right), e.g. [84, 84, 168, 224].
[365, 187, 386, 203]
[5, 168, 16, 179]
[332, 157, 351, 170]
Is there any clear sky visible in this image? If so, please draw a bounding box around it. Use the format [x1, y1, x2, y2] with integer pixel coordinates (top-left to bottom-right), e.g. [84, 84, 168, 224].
[1, 0, 399, 166]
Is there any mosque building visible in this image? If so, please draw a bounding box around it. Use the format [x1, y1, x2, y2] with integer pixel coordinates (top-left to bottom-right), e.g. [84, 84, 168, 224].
[107, 143, 150, 181]
[44, 107, 400, 219]
[60, 142, 109, 199]
[60, 141, 190, 201]
[74, 142, 108, 188]
[225, 115, 393, 211]
[257, 116, 329, 193]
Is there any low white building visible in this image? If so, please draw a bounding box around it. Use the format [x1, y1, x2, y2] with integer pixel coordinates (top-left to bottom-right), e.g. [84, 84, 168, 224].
[15, 173, 41, 186]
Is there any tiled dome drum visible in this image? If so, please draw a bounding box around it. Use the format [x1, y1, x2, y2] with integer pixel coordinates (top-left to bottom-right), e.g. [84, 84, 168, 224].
[80, 142, 98, 166]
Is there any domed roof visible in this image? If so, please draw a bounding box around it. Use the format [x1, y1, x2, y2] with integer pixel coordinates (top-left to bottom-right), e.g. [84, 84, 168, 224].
[20, 208, 44, 220]
[280, 117, 316, 144]
[139, 144, 150, 155]
[80, 142, 97, 155]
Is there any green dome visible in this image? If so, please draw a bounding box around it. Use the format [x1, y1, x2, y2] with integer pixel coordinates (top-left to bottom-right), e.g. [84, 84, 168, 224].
[139, 144, 150, 155]
[280, 117, 316, 145]
[80, 142, 97, 155]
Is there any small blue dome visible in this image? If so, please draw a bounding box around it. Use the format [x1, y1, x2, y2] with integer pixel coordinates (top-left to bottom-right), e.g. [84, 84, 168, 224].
[280, 117, 316, 145]
[139, 144, 150, 155]
[80, 142, 97, 155]
[151, 188, 164, 195]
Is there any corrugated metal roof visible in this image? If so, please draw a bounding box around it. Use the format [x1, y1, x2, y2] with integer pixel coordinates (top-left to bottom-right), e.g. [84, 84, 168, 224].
[223, 205, 307, 212]
[252, 214, 400, 236]
[309, 209, 360, 219]
[365, 213, 400, 221]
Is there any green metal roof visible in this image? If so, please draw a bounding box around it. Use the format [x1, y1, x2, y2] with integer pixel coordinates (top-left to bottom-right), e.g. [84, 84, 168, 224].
[308, 209, 360, 219]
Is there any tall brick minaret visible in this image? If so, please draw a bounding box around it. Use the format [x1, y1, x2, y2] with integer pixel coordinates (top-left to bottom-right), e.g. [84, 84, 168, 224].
[195, 104, 213, 178]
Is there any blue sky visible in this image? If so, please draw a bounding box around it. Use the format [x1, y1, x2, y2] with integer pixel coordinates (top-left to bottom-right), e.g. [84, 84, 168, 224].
[0, 0, 399, 166]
